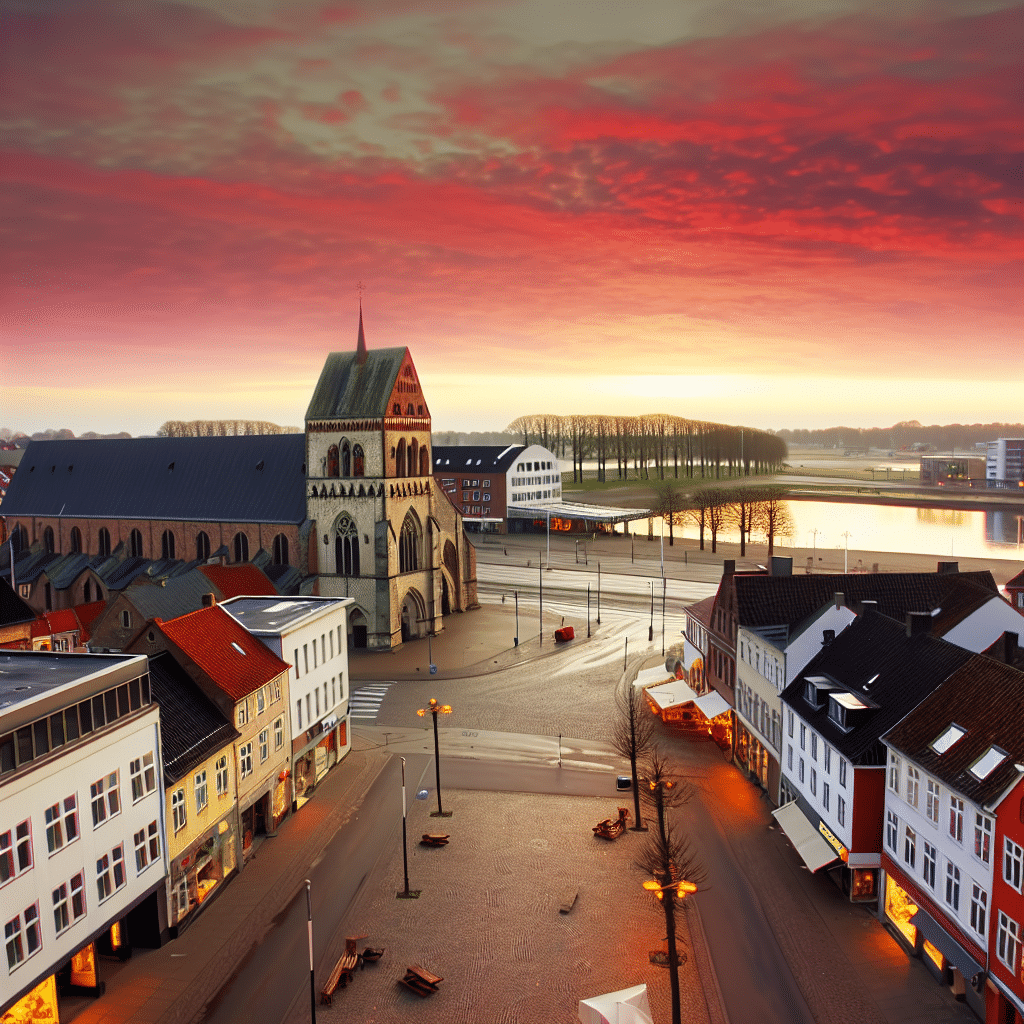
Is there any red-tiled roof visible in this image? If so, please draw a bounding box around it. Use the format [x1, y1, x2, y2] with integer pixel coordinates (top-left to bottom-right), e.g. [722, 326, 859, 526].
[199, 564, 277, 599]
[73, 600, 107, 642]
[30, 608, 81, 638]
[157, 605, 289, 701]
[683, 595, 715, 627]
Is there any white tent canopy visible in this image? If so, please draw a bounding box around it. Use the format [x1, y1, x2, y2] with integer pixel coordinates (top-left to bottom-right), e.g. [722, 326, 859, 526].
[579, 983, 654, 1024]
[633, 665, 674, 689]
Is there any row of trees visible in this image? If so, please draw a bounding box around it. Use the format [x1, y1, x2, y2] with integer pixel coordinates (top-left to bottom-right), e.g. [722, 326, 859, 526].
[777, 420, 1024, 452]
[155, 420, 300, 437]
[506, 414, 787, 482]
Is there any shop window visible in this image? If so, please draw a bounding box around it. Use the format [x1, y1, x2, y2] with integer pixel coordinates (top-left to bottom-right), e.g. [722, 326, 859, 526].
[884, 875, 918, 947]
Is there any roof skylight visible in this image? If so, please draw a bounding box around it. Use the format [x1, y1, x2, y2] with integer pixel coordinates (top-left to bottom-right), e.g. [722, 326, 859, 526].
[969, 746, 1008, 780]
[230, 642, 247, 656]
[931, 723, 966, 755]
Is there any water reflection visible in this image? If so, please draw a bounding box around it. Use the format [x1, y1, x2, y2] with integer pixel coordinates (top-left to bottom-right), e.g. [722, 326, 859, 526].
[624, 500, 1024, 562]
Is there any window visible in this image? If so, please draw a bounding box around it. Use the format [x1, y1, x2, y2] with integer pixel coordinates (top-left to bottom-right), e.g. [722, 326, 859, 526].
[5, 903, 40, 971]
[147, 821, 160, 864]
[112, 845, 125, 890]
[70, 872, 85, 921]
[823, 745, 831, 773]
[888, 752, 900, 794]
[70, 527, 82, 554]
[120, 610, 132, 629]
[274, 717, 284, 750]
[810, 768, 817, 797]
[1004, 838, 1024, 891]
[839, 758, 848, 788]
[886, 810, 899, 853]
[259, 729, 269, 763]
[974, 813, 992, 864]
[949, 796, 964, 843]
[811, 734, 817, 761]
[237, 703, 248, 727]
[926, 780, 940, 824]
[787, 745, 793, 771]
[194, 770, 208, 813]
[970, 883, 988, 937]
[96, 847, 125, 903]
[196, 531, 210, 561]
[232, 531, 249, 563]
[838, 796, 846, 827]
[45, 797, 78, 854]
[52, 883, 70, 935]
[172, 789, 186, 832]
[90, 772, 120, 827]
[906, 766, 919, 808]
[1, 821, 32, 884]
[923, 842, 937, 888]
[904, 826, 916, 869]
[272, 533, 289, 566]
[130, 752, 156, 801]
[98, 527, 111, 558]
[129, 528, 143, 557]
[787, 709, 793, 737]
[944, 863, 960, 911]
[800, 724, 806, 751]
[216, 756, 229, 797]
[997, 912, 1021, 973]
[239, 742, 253, 778]
[296, 699, 302, 729]
[161, 529, 175, 560]
[134, 828, 150, 872]
[798, 758, 805, 784]
[822, 782, 830, 812]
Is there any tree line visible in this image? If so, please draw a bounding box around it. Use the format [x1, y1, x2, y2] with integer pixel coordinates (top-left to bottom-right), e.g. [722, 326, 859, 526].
[155, 420, 300, 437]
[777, 420, 1024, 452]
[506, 413, 787, 483]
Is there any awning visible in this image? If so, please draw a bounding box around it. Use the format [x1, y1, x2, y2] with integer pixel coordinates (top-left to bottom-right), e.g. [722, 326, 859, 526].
[645, 679, 701, 712]
[507, 501, 651, 525]
[579, 984, 653, 1024]
[693, 691, 730, 719]
[772, 802, 841, 873]
[634, 665, 675, 689]
[910, 907, 983, 980]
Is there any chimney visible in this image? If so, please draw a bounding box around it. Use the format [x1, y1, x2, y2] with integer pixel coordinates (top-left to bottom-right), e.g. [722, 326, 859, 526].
[906, 611, 932, 637]
[834, 591, 845, 609]
[202, 593, 216, 608]
[937, 561, 959, 575]
[822, 629, 835, 646]
[998, 630, 1020, 665]
[723, 560, 735, 578]
[770, 556, 792, 577]
[859, 599, 878, 615]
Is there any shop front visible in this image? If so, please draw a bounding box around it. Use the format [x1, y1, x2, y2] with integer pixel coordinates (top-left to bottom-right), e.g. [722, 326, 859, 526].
[170, 817, 238, 931]
[292, 718, 346, 809]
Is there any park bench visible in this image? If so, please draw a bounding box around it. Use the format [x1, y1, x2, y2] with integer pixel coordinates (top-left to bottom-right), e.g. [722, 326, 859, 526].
[420, 833, 450, 847]
[399, 964, 443, 997]
[320, 951, 359, 1004]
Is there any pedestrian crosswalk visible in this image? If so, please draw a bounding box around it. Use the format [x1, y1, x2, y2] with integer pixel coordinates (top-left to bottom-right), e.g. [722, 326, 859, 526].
[348, 682, 395, 721]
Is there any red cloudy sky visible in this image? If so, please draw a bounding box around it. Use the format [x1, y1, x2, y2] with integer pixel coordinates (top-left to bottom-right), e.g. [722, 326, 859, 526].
[2, 0, 1021, 435]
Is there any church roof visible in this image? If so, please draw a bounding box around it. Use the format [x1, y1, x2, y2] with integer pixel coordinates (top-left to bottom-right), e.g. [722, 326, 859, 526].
[305, 347, 409, 422]
[2, 435, 307, 524]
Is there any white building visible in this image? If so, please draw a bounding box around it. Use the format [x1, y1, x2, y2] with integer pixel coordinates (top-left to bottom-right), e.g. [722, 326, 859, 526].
[986, 438, 1024, 489]
[222, 596, 352, 805]
[1, 651, 166, 1017]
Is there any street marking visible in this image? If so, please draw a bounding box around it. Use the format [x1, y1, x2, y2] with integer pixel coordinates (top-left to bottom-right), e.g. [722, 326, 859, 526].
[349, 682, 395, 721]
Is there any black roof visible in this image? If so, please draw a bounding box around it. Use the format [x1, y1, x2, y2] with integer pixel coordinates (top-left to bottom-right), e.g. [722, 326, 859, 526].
[884, 655, 1024, 808]
[0, 577, 35, 628]
[433, 445, 524, 474]
[148, 650, 239, 784]
[781, 610, 975, 764]
[734, 568, 997, 642]
[2, 435, 307, 524]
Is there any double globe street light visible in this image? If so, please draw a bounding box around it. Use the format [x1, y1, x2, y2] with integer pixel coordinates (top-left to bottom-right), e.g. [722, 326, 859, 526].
[417, 698, 453, 817]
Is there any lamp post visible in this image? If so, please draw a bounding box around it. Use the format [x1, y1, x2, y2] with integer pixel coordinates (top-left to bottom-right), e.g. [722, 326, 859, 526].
[587, 585, 591, 638]
[597, 561, 601, 625]
[514, 589, 519, 647]
[397, 757, 419, 898]
[304, 880, 316, 1023]
[417, 698, 453, 817]
[648, 581, 654, 642]
[841, 531, 851, 574]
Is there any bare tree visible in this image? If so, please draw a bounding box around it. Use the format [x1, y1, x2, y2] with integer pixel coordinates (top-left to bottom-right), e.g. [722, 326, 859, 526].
[652, 478, 688, 546]
[749, 485, 796, 559]
[612, 679, 657, 830]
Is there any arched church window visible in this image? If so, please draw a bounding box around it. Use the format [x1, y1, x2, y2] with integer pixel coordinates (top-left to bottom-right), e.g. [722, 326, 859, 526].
[129, 529, 144, 558]
[399, 512, 421, 573]
[408, 439, 418, 477]
[98, 527, 111, 558]
[233, 532, 249, 563]
[327, 445, 339, 477]
[335, 514, 359, 576]
[419, 446, 429, 476]
[393, 403, 401, 415]
[272, 533, 289, 566]
[43, 526, 55, 553]
[196, 531, 210, 561]
[353, 444, 365, 476]
[341, 440, 351, 477]
[161, 530, 175, 560]
[84, 579, 92, 603]
[396, 439, 406, 478]
[70, 527, 82, 554]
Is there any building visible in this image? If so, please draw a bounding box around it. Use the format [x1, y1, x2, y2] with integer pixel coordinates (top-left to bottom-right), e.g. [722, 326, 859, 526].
[154, 606, 291, 860]
[1, 651, 166, 1018]
[1005, 567, 1024, 614]
[0, 578, 34, 650]
[0, 310, 478, 650]
[147, 652, 240, 936]
[987, 439, 1024, 490]
[880, 652, 1024, 1019]
[919, 455, 987, 487]
[221, 596, 352, 805]
[776, 610, 974, 907]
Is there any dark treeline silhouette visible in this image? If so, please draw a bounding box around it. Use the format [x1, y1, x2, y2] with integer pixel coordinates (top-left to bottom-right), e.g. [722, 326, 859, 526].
[506, 414, 787, 483]
[777, 421, 1024, 452]
[156, 420, 300, 437]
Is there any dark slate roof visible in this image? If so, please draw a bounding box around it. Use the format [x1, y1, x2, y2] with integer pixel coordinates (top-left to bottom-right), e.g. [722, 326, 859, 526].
[981, 631, 1024, 671]
[148, 651, 239, 784]
[1006, 567, 1024, 589]
[884, 655, 1024, 808]
[781, 610, 975, 764]
[40, 552, 95, 589]
[305, 347, 408, 421]
[733, 569, 998, 641]
[0, 577, 35, 627]
[1, 435, 307, 524]
[118, 568, 231, 621]
[0, 546, 58, 586]
[433, 445, 524, 474]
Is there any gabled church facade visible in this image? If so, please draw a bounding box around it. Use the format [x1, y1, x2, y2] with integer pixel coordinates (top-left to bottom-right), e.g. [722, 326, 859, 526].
[305, 312, 477, 648]
[0, 312, 477, 650]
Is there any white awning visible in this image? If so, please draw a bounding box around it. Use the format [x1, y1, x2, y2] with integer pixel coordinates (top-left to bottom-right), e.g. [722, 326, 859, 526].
[634, 666, 674, 689]
[579, 984, 653, 1024]
[693, 691, 730, 720]
[644, 679, 701, 711]
[772, 802, 840, 873]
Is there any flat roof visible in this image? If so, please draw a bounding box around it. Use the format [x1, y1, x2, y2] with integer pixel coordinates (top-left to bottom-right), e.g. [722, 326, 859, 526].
[221, 595, 352, 635]
[506, 501, 651, 524]
[0, 650, 148, 720]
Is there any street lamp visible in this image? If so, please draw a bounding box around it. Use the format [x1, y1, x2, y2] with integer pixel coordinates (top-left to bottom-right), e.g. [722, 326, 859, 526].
[417, 698, 453, 817]
[643, 878, 699, 899]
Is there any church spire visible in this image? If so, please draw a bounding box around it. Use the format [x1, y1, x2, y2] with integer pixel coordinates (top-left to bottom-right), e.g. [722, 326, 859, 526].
[356, 297, 367, 364]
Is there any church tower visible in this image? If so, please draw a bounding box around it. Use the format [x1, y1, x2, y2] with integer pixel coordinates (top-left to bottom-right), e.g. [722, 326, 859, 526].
[305, 309, 476, 648]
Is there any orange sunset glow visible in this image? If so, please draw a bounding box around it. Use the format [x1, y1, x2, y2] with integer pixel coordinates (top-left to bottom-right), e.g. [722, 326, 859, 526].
[1, 1, 1020, 435]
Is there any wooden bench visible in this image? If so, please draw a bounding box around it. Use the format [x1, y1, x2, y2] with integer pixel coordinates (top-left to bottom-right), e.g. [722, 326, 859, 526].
[399, 964, 443, 997]
[420, 833, 450, 847]
[321, 951, 359, 1004]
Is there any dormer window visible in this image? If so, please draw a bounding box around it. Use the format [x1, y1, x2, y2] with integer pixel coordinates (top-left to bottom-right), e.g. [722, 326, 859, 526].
[931, 724, 966, 755]
[828, 692, 869, 732]
[804, 676, 831, 709]
[969, 746, 1008, 780]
